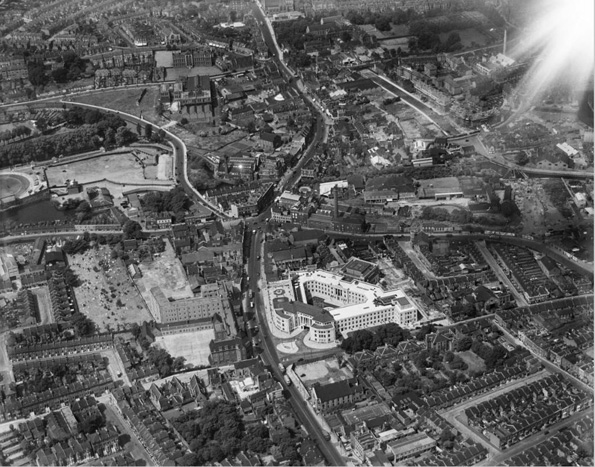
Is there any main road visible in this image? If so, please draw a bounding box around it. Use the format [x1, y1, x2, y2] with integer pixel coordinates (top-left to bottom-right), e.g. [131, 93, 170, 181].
[251, 2, 329, 192]
[247, 229, 345, 466]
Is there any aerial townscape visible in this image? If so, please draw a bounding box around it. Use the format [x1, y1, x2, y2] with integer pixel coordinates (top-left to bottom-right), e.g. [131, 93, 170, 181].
[0, 0, 593, 465]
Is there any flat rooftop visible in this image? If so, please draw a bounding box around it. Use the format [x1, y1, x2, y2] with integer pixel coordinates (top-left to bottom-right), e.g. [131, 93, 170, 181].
[296, 270, 412, 322]
[418, 176, 462, 197]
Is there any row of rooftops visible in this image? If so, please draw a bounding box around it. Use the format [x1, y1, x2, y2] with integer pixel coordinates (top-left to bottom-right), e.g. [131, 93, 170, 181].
[465, 374, 589, 435]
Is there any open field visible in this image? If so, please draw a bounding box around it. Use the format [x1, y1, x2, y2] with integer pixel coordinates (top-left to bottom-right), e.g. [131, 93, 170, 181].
[68, 247, 153, 331]
[46, 151, 166, 186]
[70, 87, 163, 124]
[153, 329, 214, 367]
[457, 350, 487, 373]
[136, 239, 193, 302]
[294, 359, 353, 386]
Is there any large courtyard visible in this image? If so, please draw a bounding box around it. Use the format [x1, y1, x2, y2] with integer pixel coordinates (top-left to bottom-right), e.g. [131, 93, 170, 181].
[293, 358, 353, 386]
[153, 329, 215, 368]
[46, 150, 173, 187]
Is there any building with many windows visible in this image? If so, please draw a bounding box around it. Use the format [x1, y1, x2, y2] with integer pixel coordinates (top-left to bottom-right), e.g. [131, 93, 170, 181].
[147, 286, 230, 327]
[172, 49, 212, 68]
[267, 270, 418, 343]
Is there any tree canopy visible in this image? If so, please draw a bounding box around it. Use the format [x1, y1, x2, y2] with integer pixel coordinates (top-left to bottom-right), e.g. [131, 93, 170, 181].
[142, 187, 191, 222]
[341, 323, 411, 353]
[0, 107, 127, 169]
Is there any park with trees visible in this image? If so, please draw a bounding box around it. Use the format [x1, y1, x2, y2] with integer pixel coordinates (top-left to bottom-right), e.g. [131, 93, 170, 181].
[0, 106, 135, 169]
[173, 400, 302, 465]
[341, 323, 411, 353]
[141, 186, 192, 223]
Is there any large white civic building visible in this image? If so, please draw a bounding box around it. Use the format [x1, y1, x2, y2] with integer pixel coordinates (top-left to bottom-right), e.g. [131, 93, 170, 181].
[268, 270, 419, 344]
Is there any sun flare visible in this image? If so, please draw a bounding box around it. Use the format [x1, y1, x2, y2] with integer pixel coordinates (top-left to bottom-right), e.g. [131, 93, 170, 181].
[508, 0, 594, 107]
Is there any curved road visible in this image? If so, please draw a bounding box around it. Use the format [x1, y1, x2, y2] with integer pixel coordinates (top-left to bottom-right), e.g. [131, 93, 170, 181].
[58, 100, 231, 219]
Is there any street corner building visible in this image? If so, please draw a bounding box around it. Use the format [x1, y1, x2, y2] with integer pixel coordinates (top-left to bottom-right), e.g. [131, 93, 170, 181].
[267, 269, 419, 344]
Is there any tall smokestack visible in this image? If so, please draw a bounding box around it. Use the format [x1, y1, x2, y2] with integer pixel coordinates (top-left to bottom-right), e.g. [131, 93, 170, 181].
[333, 185, 339, 219]
[503, 29, 507, 56]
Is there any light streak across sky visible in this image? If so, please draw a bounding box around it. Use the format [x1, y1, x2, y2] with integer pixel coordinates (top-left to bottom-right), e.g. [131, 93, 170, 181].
[507, 0, 594, 107]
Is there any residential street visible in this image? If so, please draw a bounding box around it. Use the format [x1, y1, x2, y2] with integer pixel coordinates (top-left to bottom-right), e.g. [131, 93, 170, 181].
[475, 241, 529, 306]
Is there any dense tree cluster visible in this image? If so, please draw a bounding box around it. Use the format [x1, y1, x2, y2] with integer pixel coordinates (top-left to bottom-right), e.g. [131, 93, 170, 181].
[343, 8, 420, 26]
[0, 107, 130, 169]
[0, 125, 32, 144]
[141, 187, 191, 222]
[28, 63, 50, 87]
[408, 21, 464, 53]
[470, 340, 508, 369]
[341, 323, 411, 353]
[272, 19, 310, 51]
[71, 311, 97, 337]
[51, 52, 90, 83]
[173, 400, 248, 465]
[27, 52, 90, 87]
[455, 335, 473, 351]
[79, 411, 106, 434]
[62, 233, 122, 255]
[174, 401, 299, 466]
[123, 220, 143, 240]
[63, 266, 80, 287]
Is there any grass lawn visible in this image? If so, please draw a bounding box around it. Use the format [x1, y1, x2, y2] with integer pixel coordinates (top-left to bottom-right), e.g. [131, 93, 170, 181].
[71, 87, 163, 124]
[457, 350, 486, 373]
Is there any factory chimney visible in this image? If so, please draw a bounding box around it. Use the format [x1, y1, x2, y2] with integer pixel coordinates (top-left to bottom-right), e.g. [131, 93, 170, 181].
[333, 185, 339, 219]
[503, 29, 507, 55]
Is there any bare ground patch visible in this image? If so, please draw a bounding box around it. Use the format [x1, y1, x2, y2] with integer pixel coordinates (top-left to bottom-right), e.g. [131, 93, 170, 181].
[153, 329, 215, 367]
[68, 247, 153, 332]
[136, 238, 193, 302]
